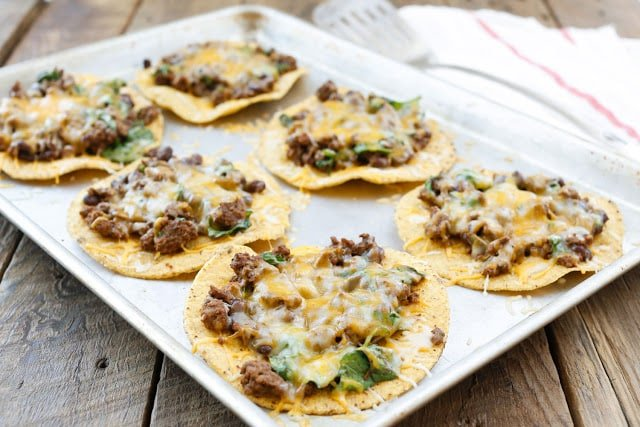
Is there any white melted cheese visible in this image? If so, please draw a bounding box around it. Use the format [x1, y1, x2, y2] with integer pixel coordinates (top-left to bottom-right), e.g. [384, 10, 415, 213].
[236, 254, 420, 390]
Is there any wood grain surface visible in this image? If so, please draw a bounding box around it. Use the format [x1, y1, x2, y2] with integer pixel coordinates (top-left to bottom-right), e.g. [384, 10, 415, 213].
[0, 0, 638, 426]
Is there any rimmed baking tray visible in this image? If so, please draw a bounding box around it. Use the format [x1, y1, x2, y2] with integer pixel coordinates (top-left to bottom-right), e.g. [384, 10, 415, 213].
[0, 6, 638, 426]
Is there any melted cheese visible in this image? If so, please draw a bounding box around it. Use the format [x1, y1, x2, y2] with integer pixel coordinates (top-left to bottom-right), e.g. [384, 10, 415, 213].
[233, 253, 421, 393]
[174, 43, 279, 85]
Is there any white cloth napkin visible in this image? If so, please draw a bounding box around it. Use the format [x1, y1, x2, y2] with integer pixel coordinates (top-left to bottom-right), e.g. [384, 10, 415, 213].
[399, 5, 640, 160]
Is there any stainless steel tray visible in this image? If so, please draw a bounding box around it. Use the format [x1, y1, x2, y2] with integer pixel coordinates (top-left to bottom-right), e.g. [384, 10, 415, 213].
[0, 6, 639, 426]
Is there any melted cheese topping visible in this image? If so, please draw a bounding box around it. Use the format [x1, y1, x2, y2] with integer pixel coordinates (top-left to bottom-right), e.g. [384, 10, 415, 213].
[426, 170, 608, 274]
[108, 158, 246, 228]
[169, 43, 281, 85]
[231, 253, 423, 391]
[296, 97, 419, 146]
[0, 78, 133, 151]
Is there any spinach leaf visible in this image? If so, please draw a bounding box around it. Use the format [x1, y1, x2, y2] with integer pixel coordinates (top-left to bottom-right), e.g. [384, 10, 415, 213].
[367, 95, 386, 113]
[127, 122, 154, 141]
[314, 148, 337, 172]
[361, 345, 398, 383]
[153, 64, 171, 77]
[262, 251, 287, 266]
[269, 345, 296, 382]
[97, 111, 116, 130]
[455, 169, 493, 190]
[104, 79, 126, 94]
[37, 69, 62, 83]
[101, 122, 155, 163]
[279, 113, 293, 127]
[549, 235, 569, 257]
[353, 140, 391, 156]
[338, 350, 374, 392]
[207, 210, 252, 239]
[338, 345, 399, 392]
[384, 96, 420, 111]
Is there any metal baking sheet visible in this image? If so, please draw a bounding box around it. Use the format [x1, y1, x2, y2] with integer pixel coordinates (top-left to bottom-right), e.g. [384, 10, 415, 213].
[0, 6, 638, 426]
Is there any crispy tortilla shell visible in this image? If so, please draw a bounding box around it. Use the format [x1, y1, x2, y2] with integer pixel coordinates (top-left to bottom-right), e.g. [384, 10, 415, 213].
[135, 68, 305, 124]
[258, 94, 456, 190]
[184, 244, 449, 415]
[0, 84, 164, 181]
[67, 161, 290, 279]
[395, 185, 624, 291]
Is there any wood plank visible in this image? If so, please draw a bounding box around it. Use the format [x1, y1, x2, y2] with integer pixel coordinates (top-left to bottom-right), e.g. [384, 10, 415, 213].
[401, 330, 573, 426]
[0, 1, 162, 426]
[545, 0, 640, 37]
[0, 238, 158, 425]
[129, 0, 322, 31]
[149, 357, 244, 426]
[0, 0, 43, 64]
[7, 0, 140, 64]
[0, 218, 22, 280]
[578, 268, 640, 426]
[547, 305, 628, 426]
[550, 268, 640, 426]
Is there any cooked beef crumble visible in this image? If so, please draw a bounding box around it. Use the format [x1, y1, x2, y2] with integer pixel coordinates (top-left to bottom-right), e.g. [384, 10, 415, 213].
[150, 42, 297, 107]
[418, 169, 610, 276]
[79, 149, 266, 253]
[281, 80, 431, 173]
[0, 69, 160, 163]
[199, 235, 430, 398]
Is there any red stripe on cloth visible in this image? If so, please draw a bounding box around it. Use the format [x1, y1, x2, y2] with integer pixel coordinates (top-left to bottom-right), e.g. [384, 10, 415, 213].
[559, 27, 576, 44]
[474, 15, 640, 141]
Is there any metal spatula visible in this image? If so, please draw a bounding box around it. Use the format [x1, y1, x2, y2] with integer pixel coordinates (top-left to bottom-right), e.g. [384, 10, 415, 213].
[312, 0, 620, 149]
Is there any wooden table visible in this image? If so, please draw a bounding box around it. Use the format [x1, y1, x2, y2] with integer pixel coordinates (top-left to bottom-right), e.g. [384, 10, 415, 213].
[0, 0, 638, 426]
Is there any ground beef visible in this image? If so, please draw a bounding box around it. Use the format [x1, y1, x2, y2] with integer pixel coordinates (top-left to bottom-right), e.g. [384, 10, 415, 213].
[211, 198, 247, 230]
[83, 187, 114, 206]
[82, 120, 118, 154]
[182, 153, 203, 166]
[240, 360, 288, 398]
[425, 208, 451, 241]
[269, 51, 297, 74]
[208, 284, 237, 304]
[79, 203, 109, 225]
[397, 286, 419, 305]
[135, 105, 160, 125]
[431, 327, 445, 345]
[316, 80, 341, 102]
[411, 128, 431, 151]
[242, 180, 265, 194]
[285, 132, 315, 167]
[230, 253, 265, 287]
[152, 217, 199, 254]
[139, 229, 155, 252]
[327, 233, 384, 266]
[164, 201, 194, 220]
[482, 254, 511, 277]
[9, 81, 25, 98]
[146, 146, 173, 161]
[272, 245, 291, 260]
[201, 297, 230, 332]
[232, 75, 275, 99]
[7, 141, 34, 161]
[90, 216, 129, 240]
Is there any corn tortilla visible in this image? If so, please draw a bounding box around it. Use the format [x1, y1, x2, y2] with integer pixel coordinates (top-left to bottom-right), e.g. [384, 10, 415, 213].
[135, 67, 305, 124]
[258, 93, 456, 190]
[395, 184, 624, 291]
[0, 83, 164, 181]
[184, 244, 449, 415]
[67, 161, 290, 279]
